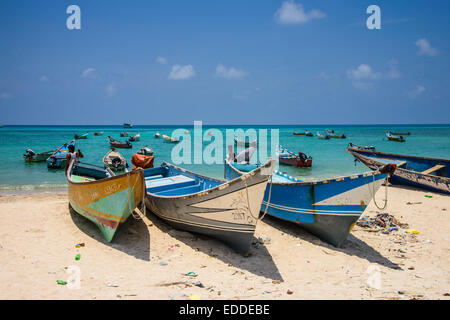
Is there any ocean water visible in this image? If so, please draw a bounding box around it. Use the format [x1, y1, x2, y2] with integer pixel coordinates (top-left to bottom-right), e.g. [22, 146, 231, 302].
[0, 125, 449, 194]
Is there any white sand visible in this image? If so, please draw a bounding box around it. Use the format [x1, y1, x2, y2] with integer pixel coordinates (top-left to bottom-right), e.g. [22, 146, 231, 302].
[0, 185, 449, 300]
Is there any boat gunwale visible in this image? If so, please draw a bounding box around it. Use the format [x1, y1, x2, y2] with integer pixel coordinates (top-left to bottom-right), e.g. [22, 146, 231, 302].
[346, 147, 450, 163]
[346, 148, 450, 182]
[145, 160, 273, 200]
[225, 159, 384, 186]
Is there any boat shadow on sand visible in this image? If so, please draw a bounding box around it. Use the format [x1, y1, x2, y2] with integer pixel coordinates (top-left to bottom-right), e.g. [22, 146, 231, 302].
[261, 215, 403, 271]
[69, 205, 151, 261]
[145, 211, 284, 282]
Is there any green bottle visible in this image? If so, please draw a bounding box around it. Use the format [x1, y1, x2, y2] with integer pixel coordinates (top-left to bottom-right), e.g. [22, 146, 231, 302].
[57, 280, 67, 285]
[75, 254, 81, 261]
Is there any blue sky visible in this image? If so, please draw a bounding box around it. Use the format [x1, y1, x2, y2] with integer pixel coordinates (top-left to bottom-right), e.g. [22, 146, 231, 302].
[0, 0, 449, 125]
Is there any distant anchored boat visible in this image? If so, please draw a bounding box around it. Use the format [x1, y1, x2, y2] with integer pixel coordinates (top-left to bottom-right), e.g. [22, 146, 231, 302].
[103, 148, 127, 171]
[277, 145, 312, 167]
[128, 132, 140, 142]
[325, 129, 346, 139]
[316, 132, 330, 140]
[94, 131, 104, 136]
[123, 123, 133, 128]
[386, 132, 405, 142]
[162, 133, 180, 143]
[24, 148, 56, 162]
[108, 136, 132, 149]
[74, 133, 88, 139]
[347, 146, 449, 195]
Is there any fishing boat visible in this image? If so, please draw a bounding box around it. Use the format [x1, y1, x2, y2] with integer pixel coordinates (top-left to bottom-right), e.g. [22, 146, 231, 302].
[389, 131, 411, 136]
[94, 131, 104, 136]
[234, 137, 258, 148]
[316, 132, 330, 140]
[162, 133, 180, 143]
[123, 123, 133, 128]
[305, 131, 313, 137]
[347, 147, 449, 195]
[144, 161, 273, 254]
[74, 133, 88, 139]
[325, 129, 346, 139]
[120, 132, 129, 137]
[386, 132, 405, 142]
[128, 132, 140, 142]
[348, 143, 376, 152]
[107, 136, 132, 149]
[154, 132, 161, 138]
[293, 131, 306, 136]
[137, 145, 154, 156]
[24, 148, 56, 162]
[102, 148, 127, 171]
[67, 161, 145, 242]
[224, 149, 395, 247]
[47, 140, 75, 169]
[277, 145, 312, 167]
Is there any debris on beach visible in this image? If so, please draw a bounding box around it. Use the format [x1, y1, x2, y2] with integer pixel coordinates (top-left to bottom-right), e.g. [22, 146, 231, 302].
[56, 280, 67, 285]
[75, 243, 85, 248]
[107, 283, 119, 287]
[406, 229, 420, 235]
[287, 289, 294, 295]
[159, 262, 168, 266]
[75, 254, 81, 261]
[187, 294, 201, 300]
[406, 202, 422, 205]
[356, 213, 409, 233]
[194, 281, 205, 288]
[183, 272, 198, 277]
[424, 195, 433, 198]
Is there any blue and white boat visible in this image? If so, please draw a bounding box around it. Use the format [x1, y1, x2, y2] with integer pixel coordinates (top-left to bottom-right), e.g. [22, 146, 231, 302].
[144, 161, 273, 254]
[47, 140, 75, 169]
[224, 153, 392, 247]
[347, 146, 449, 195]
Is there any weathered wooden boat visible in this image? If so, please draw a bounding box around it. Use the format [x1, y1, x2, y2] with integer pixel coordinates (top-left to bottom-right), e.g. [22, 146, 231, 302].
[74, 133, 88, 139]
[47, 140, 76, 169]
[123, 123, 133, 128]
[67, 161, 145, 242]
[144, 161, 273, 254]
[108, 136, 132, 149]
[94, 131, 104, 136]
[386, 132, 405, 142]
[277, 145, 312, 167]
[120, 132, 129, 137]
[137, 145, 154, 156]
[24, 148, 56, 162]
[162, 133, 180, 143]
[348, 143, 376, 152]
[102, 148, 127, 171]
[154, 132, 161, 138]
[347, 147, 449, 194]
[128, 132, 140, 142]
[316, 132, 330, 140]
[305, 131, 313, 137]
[234, 137, 257, 148]
[293, 131, 306, 136]
[225, 151, 395, 247]
[325, 130, 346, 139]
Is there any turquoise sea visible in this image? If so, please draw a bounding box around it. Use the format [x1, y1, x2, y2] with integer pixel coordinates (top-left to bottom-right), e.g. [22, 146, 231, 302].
[0, 125, 449, 194]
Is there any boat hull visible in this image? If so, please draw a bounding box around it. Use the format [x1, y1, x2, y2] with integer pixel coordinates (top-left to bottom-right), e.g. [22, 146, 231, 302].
[225, 161, 386, 247]
[145, 162, 271, 254]
[347, 148, 450, 195]
[24, 151, 55, 162]
[68, 164, 145, 242]
[279, 156, 312, 167]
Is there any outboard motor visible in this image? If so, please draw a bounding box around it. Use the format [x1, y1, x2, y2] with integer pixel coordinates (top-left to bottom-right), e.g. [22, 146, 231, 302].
[111, 157, 122, 169]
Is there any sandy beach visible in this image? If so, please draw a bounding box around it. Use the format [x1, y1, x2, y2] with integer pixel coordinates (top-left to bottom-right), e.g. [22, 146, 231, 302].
[0, 185, 448, 300]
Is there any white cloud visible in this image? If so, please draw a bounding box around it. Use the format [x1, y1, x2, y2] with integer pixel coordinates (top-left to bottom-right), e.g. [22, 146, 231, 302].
[274, 1, 326, 24]
[0, 92, 12, 99]
[168, 64, 195, 80]
[39, 75, 49, 82]
[156, 56, 168, 64]
[415, 38, 439, 56]
[81, 67, 97, 78]
[105, 84, 116, 97]
[347, 64, 382, 80]
[215, 64, 247, 79]
[408, 85, 426, 98]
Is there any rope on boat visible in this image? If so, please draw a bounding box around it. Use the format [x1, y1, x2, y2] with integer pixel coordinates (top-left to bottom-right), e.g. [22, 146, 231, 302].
[370, 172, 388, 210]
[244, 172, 273, 221]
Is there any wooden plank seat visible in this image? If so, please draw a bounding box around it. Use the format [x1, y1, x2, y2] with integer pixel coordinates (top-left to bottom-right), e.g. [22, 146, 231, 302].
[421, 164, 446, 175]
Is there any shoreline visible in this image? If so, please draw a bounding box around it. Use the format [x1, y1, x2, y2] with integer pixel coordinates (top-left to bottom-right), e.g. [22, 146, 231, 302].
[0, 185, 448, 300]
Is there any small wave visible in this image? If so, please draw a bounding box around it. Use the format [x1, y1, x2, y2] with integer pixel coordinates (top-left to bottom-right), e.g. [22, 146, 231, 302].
[0, 183, 68, 196]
